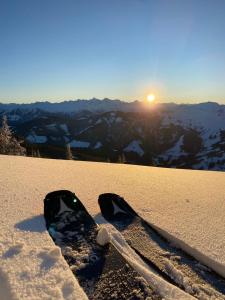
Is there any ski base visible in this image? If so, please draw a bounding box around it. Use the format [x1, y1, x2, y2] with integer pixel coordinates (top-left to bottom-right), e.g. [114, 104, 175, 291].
[44, 190, 161, 299]
[98, 193, 225, 299]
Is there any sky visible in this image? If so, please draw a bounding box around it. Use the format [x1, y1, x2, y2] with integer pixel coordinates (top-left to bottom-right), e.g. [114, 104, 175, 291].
[1, 0, 225, 104]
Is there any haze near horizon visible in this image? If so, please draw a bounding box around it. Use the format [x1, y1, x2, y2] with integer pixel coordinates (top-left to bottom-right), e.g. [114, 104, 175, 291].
[1, 0, 225, 104]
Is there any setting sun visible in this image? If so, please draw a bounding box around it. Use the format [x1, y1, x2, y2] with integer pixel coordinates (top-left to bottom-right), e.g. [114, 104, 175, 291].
[147, 94, 155, 103]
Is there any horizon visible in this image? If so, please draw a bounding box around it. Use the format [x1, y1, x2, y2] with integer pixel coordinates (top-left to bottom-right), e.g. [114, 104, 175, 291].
[0, 98, 224, 107]
[2, 0, 225, 104]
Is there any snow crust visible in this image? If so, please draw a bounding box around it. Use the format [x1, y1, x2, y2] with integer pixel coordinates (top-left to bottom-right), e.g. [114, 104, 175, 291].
[0, 155, 225, 299]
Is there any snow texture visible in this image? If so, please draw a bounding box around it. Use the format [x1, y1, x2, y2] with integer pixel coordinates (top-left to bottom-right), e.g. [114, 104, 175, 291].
[96, 223, 193, 299]
[0, 155, 225, 299]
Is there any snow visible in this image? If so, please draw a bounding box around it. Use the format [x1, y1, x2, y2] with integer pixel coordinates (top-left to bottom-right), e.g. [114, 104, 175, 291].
[0, 99, 140, 113]
[124, 140, 144, 156]
[115, 117, 122, 123]
[7, 115, 21, 122]
[60, 124, 68, 133]
[0, 239, 87, 300]
[46, 124, 57, 131]
[96, 226, 111, 246]
[93, 141, 102, 149]
[51, 136, 61, 142]
[161, 102, 225, 133]
[96, 222, 193, 299]
[26, 134, 47, 144]
[64, 136, 70, 143]
[165, 136, 184, 156]
[77, 125, 94, 135]
[95, 118, 102, 125]
[0, 155, 225, 299]
[159, 135, 187, 162]
[69, 139, 90, 148]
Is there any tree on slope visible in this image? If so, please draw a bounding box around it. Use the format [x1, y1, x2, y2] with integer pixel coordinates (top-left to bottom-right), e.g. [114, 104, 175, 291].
[66, 144, 73, 160]
[118, 153, 126, 163]
[0, 115, 26, 156]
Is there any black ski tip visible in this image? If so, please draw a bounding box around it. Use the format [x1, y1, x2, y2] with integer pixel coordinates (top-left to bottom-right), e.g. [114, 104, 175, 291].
[98, 193, 138, 221]
[44, 190, 86, 228]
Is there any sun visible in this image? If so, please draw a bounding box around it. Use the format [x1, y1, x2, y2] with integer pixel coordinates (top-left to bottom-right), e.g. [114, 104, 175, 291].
[147, 94, 155, 103]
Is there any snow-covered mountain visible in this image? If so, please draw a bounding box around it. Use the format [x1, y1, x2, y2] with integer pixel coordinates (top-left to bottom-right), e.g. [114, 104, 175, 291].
[0, 98, 141, 114]
[0, 99, 224, 171]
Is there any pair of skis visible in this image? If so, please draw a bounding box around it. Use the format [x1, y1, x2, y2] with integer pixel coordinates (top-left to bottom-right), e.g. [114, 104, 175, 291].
[44, 190, 225, 299]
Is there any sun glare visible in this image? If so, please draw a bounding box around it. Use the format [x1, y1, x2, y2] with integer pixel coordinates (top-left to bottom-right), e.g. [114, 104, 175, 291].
[147, 94, 155, 103]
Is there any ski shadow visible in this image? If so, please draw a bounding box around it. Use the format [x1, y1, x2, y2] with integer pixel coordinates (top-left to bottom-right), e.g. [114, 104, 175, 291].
[15, 214, 46, 233]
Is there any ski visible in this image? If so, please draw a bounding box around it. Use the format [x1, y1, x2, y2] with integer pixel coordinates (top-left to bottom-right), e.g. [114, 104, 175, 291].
[44, 190, 162, 300]
[98, 193, 225, 299]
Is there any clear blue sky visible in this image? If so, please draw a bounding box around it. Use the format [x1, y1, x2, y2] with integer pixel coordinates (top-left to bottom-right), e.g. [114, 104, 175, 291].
[1, 0, 225, 104]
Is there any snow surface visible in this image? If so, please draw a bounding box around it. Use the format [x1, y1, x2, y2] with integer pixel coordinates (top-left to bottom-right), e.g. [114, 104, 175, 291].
[69, 139, 90, 148]
[95, 118, 102, 125]
[26, 134, 47, 144]
[46, 124, 57, 131]
[96, 226, 111, 246]
[124, 140, 144, 156]
[93, 141, 102, 149]
[159, 135, 187, 162]
[0, 155, 225, 299]
[7, 115, 21, 122]
[161, 102, 225, 132]
[96, 223, 193, 299]
[60, 124, 68, 134]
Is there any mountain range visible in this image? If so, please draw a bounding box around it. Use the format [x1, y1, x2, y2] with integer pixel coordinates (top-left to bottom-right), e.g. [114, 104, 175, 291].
[0, 99, 224, 171]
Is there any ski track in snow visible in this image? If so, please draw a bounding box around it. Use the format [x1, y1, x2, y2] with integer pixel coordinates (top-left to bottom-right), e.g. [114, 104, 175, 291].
[96, 223, 194, 299]
[0, 155, 225, 299]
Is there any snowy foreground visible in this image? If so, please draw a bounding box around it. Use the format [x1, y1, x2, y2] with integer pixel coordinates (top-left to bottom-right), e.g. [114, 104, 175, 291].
[0, 155, 225, 299]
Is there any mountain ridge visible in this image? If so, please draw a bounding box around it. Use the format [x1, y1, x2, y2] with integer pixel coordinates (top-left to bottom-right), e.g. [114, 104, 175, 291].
[0, 99, 224, 114]
[0, 99, 224, 171]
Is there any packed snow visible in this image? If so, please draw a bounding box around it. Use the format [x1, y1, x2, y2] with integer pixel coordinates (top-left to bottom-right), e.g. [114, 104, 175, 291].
[0, 155, 225, 299]
[96, 223, 193, 299]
